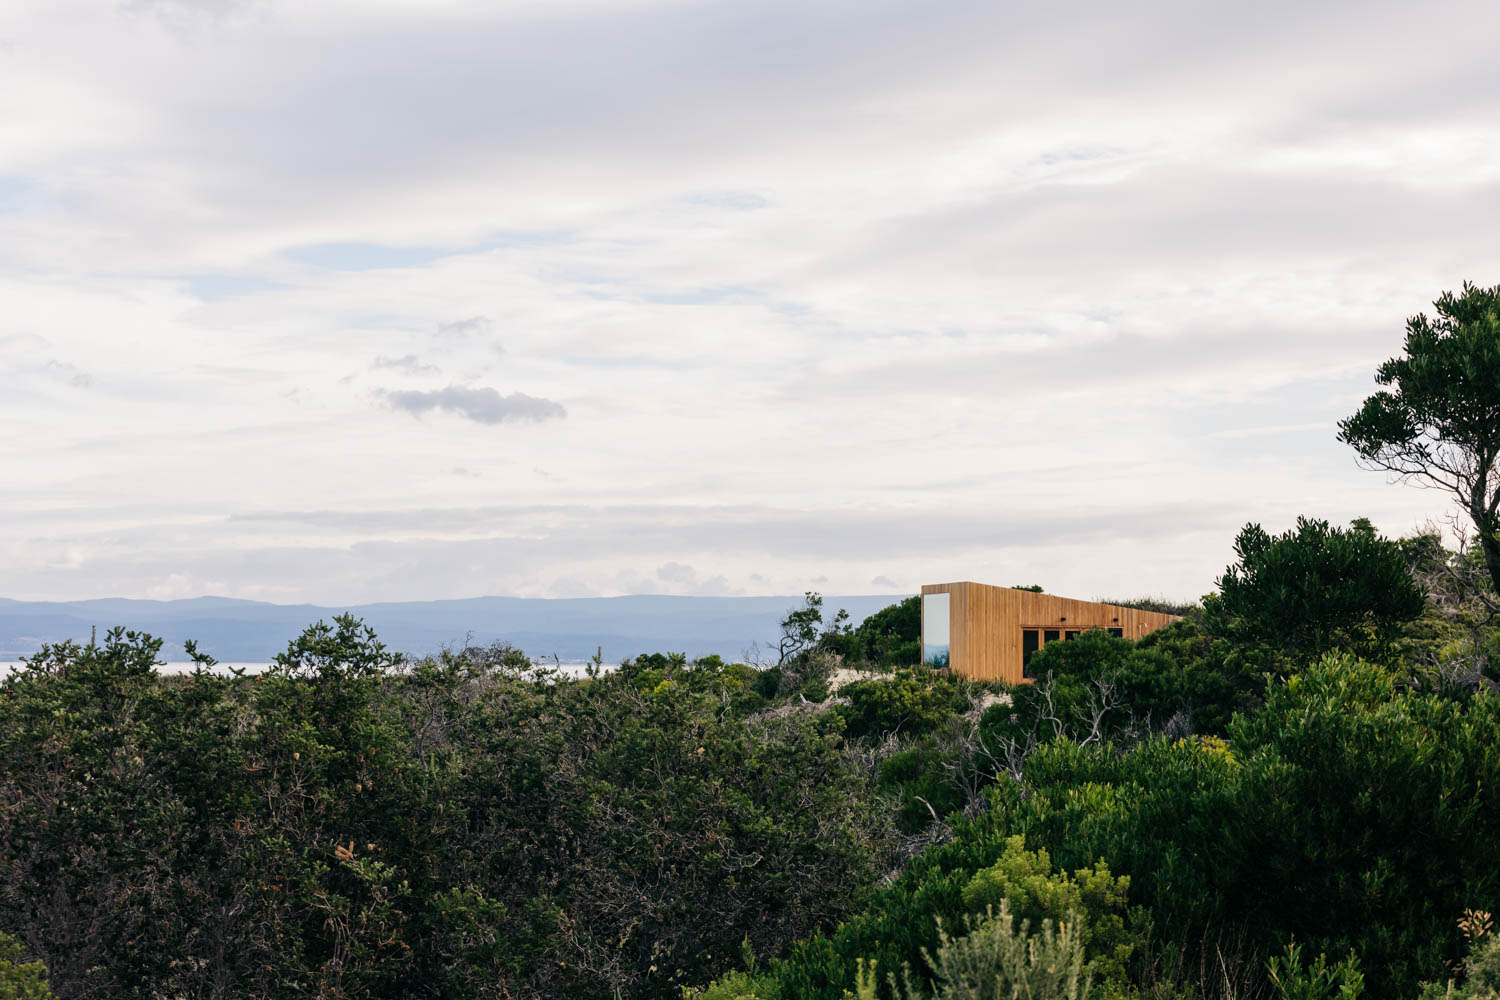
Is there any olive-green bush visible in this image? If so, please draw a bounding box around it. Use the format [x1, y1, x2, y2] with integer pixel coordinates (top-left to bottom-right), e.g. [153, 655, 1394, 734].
[960, 838, 1136, 983]
[920, 901, 1091, 1000]
[0, 620, 897, 1000]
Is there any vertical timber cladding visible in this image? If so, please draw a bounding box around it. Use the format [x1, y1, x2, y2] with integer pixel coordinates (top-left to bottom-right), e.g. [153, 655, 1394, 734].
[920, 582, 1180, 684]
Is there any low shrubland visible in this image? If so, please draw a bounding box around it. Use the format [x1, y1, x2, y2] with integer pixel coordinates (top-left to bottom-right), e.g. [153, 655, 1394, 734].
[4, 516, 1500, 1000]
[0, 621, 898, 999]
[764, 654, 1500, 1000]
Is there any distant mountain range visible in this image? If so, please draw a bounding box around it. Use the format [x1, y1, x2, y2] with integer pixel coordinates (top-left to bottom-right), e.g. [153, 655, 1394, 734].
[0, 594, 910, 663]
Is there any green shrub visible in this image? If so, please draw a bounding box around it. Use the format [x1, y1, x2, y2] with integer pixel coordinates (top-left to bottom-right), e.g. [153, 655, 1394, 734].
[1416, 913, 1500, 1000]
[920, 902, 1090, 1000]
[1463, 934, 1500, 998]
[879, 746, 965, 833]
[775, 654, 1500, 999]
[0, 620, 898, 1000]
[1206, 517, 1424, 666]
[802, 675, 832, 703]
[1004, 622, 1252, 739]
[0, 932, 53, 1000]
[688, 936, 784, 1000]
[836, 670, 972, 742]
[959, 837, 1136, 983]
[1266, 941, 1364, 1000]
[690, 969, 783, 1000]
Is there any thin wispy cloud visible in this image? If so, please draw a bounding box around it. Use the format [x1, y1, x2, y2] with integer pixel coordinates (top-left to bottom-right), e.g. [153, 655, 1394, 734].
[372, 354, 440, 375]
[437, 316, 493, 338]
[42, 361, 92, 388]
[380, 385, 566, 425]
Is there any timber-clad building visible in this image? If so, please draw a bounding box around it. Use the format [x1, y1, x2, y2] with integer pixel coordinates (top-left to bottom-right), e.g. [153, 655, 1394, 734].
[919, 581, 1179, 684]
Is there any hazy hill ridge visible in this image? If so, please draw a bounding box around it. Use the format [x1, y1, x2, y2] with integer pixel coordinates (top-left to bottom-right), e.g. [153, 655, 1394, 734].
[0, 593, 906, 663]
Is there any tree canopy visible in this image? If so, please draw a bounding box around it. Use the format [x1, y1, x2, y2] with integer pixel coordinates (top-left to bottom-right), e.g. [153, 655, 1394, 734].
[1338, 281, 1500, 596]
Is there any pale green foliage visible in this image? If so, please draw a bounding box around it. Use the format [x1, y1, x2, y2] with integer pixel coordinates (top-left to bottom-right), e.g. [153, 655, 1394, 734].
[690, 969, 781, 1000]
[960, 836, 1134, 982]
[922, 901, 1090, 1000]
[688, 935, 782, 1000]
[841, 959, 881, 1000]
[0, 932, 53, 1000]
[1265, 940, 1363, 1000]
[1466, 936, 1500, 999]
[1417, 916, 1500, 1000]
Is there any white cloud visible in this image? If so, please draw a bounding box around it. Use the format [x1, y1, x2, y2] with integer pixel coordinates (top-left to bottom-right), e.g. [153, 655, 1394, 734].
[436, 316, 493, 337]
[372, 354, 440, 374]
[656, 561, 697, 585]
[380, 385, 566, 424]
[0, 0, 1493, 603]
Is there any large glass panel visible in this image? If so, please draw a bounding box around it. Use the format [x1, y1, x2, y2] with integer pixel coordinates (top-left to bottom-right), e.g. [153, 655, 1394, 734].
[922, 592, 950, 668]
[1044, 629, 1060, 644]
[1022, 629, 1040, 678]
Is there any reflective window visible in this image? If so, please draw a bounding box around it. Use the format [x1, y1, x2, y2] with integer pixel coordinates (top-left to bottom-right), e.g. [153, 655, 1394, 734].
[1064, 630, 1080, 641]
[1044, 629, 1060, 644]
[1108, 627, 1124, 638]
[922, 592, 950, 668]
[1021, 628, 1040, 677]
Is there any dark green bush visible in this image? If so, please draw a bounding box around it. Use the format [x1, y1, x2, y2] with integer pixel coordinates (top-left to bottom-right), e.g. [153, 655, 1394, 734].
[0, 620, 898, 1000]
[835, 669, 972, 742]
[1001, 623, 1256, 740]
[1207, 517, 1425, 666]
[774, 654, 1500, 999]
[878, 746, 965, 834]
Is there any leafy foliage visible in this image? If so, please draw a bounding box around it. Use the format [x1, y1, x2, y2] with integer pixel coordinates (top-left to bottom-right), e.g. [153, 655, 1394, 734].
[826, 596, 922, 669]
[1265, 941, 1364, 1000]
[1206, 517, 1424, 665]
[993, 623, 1247, 740]
[773, 654, 1500, 1000]
[960, 837, 1136, 983]
[1417, 914, 1500, 1000]
[0, 620, 897, 1000]
[0, 932, 53, 1000]
[920, 901, 1091, 1000]
[1339, 281, 1500, 595]
[779, 592, 851, 666]
[838, 669, 973, 741]
[9, 511, 1500, 1000]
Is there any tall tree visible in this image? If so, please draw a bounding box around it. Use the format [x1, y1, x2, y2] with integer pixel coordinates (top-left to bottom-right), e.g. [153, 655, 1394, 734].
[1338, 281, 1500, 596]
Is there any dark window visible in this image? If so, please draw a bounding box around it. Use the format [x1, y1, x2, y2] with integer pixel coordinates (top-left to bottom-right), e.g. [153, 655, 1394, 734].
[1108, 627, 1124, 638]
[1064, 630, 1080, 641]
[1022, 629, 1040, 677]
[1044, 629, 1060, 644]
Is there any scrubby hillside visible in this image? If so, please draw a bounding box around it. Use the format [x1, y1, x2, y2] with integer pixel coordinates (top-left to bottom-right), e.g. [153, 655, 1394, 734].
[4, 517, 1500, 1000]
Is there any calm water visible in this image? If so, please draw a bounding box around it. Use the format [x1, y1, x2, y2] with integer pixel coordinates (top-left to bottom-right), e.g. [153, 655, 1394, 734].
[1, 660, 605, 678]
[1, 661, 277, 676]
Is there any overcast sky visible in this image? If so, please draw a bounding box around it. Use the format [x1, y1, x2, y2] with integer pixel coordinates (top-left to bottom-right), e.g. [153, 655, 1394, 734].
[2, 0, 1498, 605]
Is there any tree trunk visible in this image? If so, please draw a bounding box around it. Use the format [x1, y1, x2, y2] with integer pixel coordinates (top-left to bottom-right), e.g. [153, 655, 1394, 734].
[1477, 516, 1500, 598]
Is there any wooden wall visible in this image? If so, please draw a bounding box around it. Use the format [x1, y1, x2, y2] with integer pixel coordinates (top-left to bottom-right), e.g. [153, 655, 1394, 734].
[920, 581, 1179, 684]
